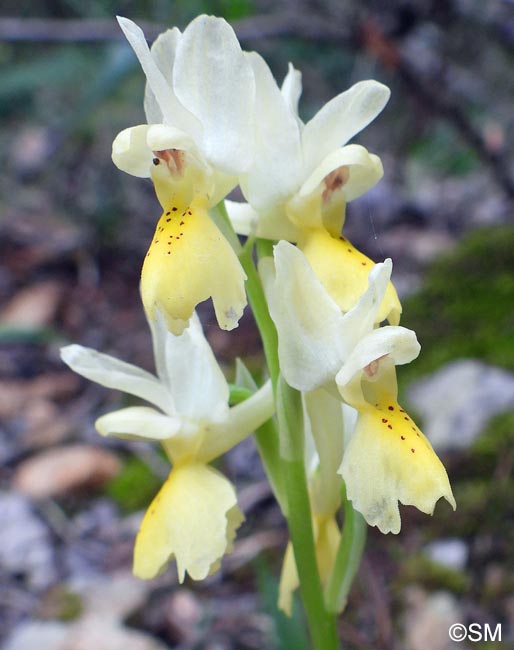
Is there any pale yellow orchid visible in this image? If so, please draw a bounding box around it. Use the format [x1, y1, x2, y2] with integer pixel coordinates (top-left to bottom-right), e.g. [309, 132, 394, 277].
[61, 312, 273, 581]
[264, 241, 455, 534]
[228, 60, 400, 324]
[112, 16, 256, 334]
[336, 335, 456, 535]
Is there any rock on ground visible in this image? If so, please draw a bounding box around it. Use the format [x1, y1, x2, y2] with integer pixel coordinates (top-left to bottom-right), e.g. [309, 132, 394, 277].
[0, 491, 56, 589]
[13, 444, 121, 499]
[407, 359, 514, 450]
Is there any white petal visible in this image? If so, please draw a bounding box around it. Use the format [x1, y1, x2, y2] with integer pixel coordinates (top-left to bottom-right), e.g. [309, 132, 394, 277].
[199, 380, 274, 462]
[117, 17, 200, 137]
[96, 406, 182, 441]
[112, 125, 153, 178]
[281, 62, 303, 116]
[146, 123, 198, 153]
[208, 170, 238, 207]
[234, 357, 258, 391]
[266, 241, 347, 390]
[225, 200, 301, 241]
[61, 344, 171, 413]
[224, 200, 258, 236]
[266, 246, 399, 391]
[173, 15, 255, 174]
[239, 52, 302, 210]
[149, 311, 229, 421]
[304, 388, 344, 516]
[342, 403, 359, 447]
[336, 259, 393, 351]
[336, 326, 421, 393]
[144, 26, 181, 123]
[302, 80, 390, 174]
[298, 144, 384, 202]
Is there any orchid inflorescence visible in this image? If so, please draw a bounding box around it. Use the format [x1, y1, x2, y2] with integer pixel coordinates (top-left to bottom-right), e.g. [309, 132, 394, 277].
[61, 14, 455, 648]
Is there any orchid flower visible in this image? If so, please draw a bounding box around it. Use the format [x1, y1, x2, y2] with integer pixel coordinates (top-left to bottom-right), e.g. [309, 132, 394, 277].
[335, 338, 456, 535]
[263, 241, 455, 533]
[61, 312, 274, 581]
[112, 16, 256, 334]
[228, 60, 400, 323]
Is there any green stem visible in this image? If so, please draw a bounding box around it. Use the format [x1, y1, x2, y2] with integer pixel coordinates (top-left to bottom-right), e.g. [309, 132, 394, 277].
[239, 239, 280, 389]
[214, 203, 339, 647]
[278, 378, 340, 650]
[212, 202, 283, 509]
[228, 384, 253, 405]
[285, 459, 340, 649]
[324, 486, 367, 614]
[229, 382, 286, 513]
[212, 201, 279, 389]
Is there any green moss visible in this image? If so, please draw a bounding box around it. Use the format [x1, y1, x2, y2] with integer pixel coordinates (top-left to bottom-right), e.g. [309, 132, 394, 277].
[470, 411, 514, 462]
[402, 225, 514, 381]
[105, 456, 161, 514]
[39, 585, 83, 622]
[397, 554, 469, 595]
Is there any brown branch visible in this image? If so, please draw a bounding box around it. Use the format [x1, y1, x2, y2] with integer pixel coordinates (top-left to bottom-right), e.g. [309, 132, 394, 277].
[360, 19, 514, 200]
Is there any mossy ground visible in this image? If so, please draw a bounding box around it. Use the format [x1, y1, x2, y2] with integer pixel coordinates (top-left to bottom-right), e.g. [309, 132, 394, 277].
[401, 225, 514, 382]
[393, 224, 514, 626]
[105, 456, 162, 514]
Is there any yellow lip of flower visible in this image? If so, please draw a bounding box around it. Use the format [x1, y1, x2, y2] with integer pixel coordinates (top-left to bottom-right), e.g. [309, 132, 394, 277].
[337, 344, 456, 534]
[61, 311, 274, 581]
[296, 227, 401, 326]
[134, 463, 244, 581]
[341, 399, 456, 535]
[141, 167, 247, 335]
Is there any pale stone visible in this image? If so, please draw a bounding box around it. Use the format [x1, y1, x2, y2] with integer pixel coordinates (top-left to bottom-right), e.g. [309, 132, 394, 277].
[72, 572, 150, 621]
[13, 445, 121, 499]
[407, 359, 514, 451]
[4, 619, 168, 650]
[0, 491, 55, 588]
[403, 588, 464, 650]
[424, 538, 469, 571]
[3, 622, 67, 650]
[0, 280, 62, 328]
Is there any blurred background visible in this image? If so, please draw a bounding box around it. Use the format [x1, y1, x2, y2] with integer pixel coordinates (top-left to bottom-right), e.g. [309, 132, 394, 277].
[1, 1, 513, 648]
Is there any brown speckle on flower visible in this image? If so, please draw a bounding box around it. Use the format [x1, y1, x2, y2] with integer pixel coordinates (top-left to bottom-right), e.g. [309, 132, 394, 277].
[153, 148, 185, 176]
[322, 166, 350, 203]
